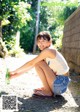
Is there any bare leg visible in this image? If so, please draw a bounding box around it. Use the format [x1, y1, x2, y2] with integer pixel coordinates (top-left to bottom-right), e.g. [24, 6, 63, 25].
[35, 60, 56, 96]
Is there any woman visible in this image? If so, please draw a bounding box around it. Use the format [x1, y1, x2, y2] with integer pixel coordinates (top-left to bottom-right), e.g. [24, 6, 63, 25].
[10, 31, 71, 97]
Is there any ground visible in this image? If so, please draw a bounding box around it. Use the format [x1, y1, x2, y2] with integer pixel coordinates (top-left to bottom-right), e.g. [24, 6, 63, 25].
[0, 55, 80, 112]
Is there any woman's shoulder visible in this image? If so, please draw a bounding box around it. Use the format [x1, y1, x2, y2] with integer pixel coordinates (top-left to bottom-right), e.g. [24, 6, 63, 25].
[47, 45, 57, 53]
[43, 46, 56, 53]
[42, 47, 56, 58]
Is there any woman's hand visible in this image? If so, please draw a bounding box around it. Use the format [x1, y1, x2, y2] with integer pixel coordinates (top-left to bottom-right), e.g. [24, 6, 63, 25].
[10, 71, 20, 79]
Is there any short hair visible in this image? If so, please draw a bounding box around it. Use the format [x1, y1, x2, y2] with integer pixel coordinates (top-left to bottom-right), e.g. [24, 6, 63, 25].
[37, 31, 52, 41]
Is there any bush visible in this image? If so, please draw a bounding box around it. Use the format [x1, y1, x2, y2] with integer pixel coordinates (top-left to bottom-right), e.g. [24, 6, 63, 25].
[8, 46, 25, 57]
[5, 35, 25, 57]
[54, 38, 62, 51]
[0, 38, 8, 58]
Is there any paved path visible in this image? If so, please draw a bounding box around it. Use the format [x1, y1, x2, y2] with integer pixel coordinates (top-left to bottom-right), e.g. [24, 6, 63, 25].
[0, 55, 80, 112]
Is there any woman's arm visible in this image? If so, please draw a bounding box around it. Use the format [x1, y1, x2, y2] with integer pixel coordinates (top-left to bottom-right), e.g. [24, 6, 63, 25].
[10, 49, 56, 79]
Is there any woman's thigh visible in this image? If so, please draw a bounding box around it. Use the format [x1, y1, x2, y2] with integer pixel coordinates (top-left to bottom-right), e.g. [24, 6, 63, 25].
[35, 60, 56, 90]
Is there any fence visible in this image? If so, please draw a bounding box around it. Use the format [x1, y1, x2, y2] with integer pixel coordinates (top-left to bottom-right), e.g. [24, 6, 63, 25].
[62, 6, 80, 73]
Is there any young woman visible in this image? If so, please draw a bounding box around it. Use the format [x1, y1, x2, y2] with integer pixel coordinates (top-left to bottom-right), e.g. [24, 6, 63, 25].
[10, 31, 71, 97]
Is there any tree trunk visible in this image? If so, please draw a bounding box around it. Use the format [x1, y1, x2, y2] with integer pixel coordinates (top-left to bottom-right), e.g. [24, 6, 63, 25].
[0, 20, 8, 58]
[33, 0, 41, 54]
[0, 20, 2, 39]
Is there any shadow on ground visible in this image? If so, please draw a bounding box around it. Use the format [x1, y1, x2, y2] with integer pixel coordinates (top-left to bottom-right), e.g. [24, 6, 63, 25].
[17, 95, 67, 112]
[0, 91, 80, 112]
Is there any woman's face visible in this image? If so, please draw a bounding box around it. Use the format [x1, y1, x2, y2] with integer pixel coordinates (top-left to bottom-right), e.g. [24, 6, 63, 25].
[37, 37, 51, 50]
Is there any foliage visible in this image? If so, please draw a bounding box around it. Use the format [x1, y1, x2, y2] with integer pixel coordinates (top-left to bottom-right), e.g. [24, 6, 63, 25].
[58, 6, 77, 25]
[54, 28, 63, 51]
[20, 0, 56, 53]
[2, 1, 32, 38]
[0, 0, 79, 54]
[0, 0, 32, 56]
[8, 46, 24, 57]
[0, 38, 8, 58]
[43, 0, 79, 49]
[20, 0, 38, 53]
[55, 1, 78, 50]
[20, 25, 34, 53]
[39, 5, 50, 31]
[13, 1, 32, 28]
[5, 35, 24, 57]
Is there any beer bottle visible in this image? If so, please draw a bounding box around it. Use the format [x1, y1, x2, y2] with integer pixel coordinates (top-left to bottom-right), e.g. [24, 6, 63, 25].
[6, 68, 10, 84]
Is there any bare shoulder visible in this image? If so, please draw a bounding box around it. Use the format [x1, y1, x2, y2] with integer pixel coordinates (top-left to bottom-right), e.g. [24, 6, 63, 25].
[30, 48, 56, 66]
[39, 48, 56, 59]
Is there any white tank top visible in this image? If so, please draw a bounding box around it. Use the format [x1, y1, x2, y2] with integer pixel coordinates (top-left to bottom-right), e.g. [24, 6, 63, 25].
[46, 46, 69, 75]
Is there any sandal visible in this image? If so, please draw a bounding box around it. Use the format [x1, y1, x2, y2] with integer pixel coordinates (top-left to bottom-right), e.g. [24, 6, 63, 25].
[33, 90, 53, 97]
[33, 87, 44, 92]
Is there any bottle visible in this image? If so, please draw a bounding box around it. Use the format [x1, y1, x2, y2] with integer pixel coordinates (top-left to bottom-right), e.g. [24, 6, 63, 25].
[6, 68, 10, 84]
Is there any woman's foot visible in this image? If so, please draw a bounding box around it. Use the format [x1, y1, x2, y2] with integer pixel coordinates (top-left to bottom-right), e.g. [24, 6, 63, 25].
[33, 87, 53, 97]
[34, 87, 44, 92]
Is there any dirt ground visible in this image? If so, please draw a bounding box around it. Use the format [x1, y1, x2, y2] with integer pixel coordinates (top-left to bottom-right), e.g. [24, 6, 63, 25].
[0, 56, 80, 112]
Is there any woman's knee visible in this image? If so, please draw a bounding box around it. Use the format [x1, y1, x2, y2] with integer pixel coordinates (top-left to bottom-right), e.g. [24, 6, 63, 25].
[35, 60, 45, 69]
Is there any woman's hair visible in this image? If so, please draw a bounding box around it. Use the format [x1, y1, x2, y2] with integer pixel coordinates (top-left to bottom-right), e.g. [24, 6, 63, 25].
[37, 31, 52, 41]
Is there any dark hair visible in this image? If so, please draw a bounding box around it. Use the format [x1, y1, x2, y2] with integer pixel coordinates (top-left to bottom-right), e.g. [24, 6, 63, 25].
[37, 31, 52, 41]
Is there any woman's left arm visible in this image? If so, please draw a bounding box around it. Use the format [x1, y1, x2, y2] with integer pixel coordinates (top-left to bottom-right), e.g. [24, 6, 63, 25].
[10, 49, 56, 79]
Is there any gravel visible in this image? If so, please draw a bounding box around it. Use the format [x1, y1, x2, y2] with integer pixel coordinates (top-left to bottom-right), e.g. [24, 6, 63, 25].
[0, 55, 80, 112]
